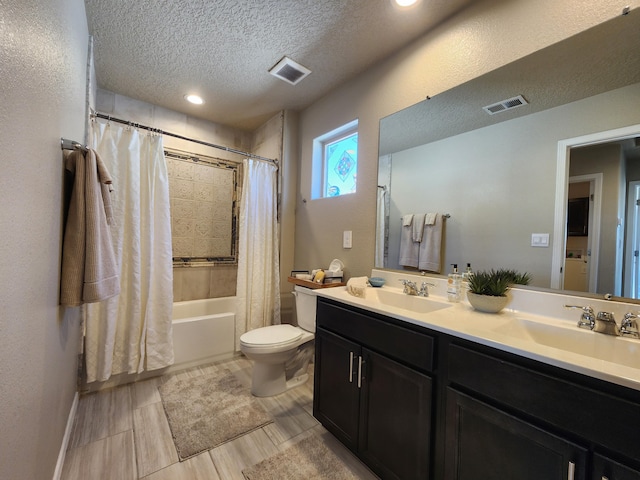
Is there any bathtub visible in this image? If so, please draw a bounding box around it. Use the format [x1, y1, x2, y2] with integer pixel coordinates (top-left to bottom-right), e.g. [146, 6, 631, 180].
[171, 297, 236, 370]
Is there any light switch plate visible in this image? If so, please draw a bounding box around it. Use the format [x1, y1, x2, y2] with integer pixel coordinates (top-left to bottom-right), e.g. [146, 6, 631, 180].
[343, 230, 352, 249]
[531, 233, 549, 247]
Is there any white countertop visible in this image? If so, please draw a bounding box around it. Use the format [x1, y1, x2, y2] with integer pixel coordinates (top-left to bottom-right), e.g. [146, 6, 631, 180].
[314, 276, 640, 392]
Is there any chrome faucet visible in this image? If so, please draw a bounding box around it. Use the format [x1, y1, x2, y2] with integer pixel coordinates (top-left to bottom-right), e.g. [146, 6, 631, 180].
[620, 312, 640, 338]
[593, 311, 619, 336]
[565, 305, 622, 336]
[565, 305, 595, 330]
[418, 281, 436, 297]
[399, 279, 418, 295]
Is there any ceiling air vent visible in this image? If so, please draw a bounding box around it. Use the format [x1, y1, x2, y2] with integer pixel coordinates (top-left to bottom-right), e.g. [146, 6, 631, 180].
[483, 95, 529, 115]
[269, 56, 311, 85]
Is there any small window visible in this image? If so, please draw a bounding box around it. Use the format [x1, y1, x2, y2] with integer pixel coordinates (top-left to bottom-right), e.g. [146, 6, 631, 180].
[312, 120, 358, 199]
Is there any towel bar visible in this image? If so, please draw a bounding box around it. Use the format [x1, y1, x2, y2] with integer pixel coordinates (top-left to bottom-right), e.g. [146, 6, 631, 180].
[60, 137, 87, 152]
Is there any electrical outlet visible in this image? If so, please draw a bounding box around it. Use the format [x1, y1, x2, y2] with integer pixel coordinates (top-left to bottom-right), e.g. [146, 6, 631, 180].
[343, 230, 352, 249]
[531, 233, 549, 247]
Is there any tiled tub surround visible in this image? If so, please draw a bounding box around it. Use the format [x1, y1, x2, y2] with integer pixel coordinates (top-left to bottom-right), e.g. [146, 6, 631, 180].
[167, 153, 239, 261]
[318, 269, 640, 391]
[173, 264, 237, 302]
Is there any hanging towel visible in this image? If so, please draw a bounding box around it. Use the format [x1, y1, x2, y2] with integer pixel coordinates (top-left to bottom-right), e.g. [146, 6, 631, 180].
[424, 212, 437, 226]
[60, 148, 120, 306]
[418, 213, 443, 273]
[399, 215, 419, 268]
[412, 214, 426, 242]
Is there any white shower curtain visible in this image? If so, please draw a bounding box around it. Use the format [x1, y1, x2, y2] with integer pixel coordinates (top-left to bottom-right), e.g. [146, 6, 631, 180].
[375, 186, 386, 267]
[236, 158, 281, 349]
[84, 121, 174, 383]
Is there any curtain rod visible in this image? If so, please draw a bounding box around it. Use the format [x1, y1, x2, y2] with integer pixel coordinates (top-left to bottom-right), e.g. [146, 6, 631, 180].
[91, 111, 278, 166]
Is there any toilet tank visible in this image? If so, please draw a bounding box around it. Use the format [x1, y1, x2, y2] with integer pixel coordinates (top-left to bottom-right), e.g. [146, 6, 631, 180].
[293, 286, 318, 333]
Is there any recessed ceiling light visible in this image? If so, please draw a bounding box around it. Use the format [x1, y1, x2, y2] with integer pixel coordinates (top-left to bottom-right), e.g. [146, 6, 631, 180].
[184, 94, 204, 105]
[394, 0, 418, 6]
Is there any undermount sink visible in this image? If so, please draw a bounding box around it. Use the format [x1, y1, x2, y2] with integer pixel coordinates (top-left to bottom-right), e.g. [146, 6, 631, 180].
[491, 317, 640, 368]
[367, 288, 452, 314]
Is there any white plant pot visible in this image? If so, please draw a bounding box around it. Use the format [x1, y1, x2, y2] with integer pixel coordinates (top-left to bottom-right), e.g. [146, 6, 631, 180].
[467, 292, 510, 313]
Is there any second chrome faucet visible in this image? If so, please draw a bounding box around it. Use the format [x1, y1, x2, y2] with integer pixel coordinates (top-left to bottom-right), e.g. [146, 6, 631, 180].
[565, 305, 640, 338]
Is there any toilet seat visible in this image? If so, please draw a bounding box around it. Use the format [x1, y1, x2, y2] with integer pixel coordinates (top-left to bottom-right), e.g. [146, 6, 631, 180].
[240, 324, 303, 348]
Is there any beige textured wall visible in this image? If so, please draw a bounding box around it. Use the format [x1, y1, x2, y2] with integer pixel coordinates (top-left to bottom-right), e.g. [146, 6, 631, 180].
[0, 0, 89, 478]
[296, 0, 640, 279]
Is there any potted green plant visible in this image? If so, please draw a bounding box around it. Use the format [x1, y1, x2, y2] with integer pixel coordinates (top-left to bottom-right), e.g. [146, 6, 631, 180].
[466, 269, 531, 313]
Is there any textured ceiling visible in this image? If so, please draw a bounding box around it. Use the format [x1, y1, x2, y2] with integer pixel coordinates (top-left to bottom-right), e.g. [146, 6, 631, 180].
[85, 0, 475, 131]
[379, 11, 640, 156]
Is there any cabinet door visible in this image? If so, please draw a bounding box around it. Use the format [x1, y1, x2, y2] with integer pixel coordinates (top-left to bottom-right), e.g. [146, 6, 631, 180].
[313, 328, 361, 449]
[358, 348, 432, 480]
[445, 388, 587, 480]
[593, 454, 640, 480]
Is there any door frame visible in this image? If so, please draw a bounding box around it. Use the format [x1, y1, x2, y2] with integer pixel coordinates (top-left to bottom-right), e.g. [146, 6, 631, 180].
[624, 181, 640, 298]
[551, 123, 640, 290]
[566, 174, 602, 292]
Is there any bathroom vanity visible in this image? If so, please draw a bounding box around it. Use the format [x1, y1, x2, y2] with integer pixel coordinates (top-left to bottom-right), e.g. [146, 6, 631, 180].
[313, 277, 640, 480]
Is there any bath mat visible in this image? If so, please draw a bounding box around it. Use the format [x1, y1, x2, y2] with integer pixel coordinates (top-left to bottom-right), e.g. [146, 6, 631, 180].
[242, 435, 361, 480]
[159, 368, 273, 461]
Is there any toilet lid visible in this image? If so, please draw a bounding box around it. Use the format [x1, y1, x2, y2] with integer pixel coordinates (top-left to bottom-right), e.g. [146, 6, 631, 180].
[241, 324, 303, 346]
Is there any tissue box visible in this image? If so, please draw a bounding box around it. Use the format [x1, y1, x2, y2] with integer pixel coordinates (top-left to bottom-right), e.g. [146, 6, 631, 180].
[323, 270, 343, 284]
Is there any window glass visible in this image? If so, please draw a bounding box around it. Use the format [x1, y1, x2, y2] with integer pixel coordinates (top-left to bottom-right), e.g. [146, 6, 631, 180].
[312, 119, 358, 199]
[324, 132, 358, 197]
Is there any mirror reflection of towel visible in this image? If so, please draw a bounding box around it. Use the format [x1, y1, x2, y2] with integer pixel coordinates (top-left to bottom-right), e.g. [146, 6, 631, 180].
[412, 214, 426, 242]
[424, 212, 436, 226]
[399, 215, 419, 268]
[418, 213, 443, 273]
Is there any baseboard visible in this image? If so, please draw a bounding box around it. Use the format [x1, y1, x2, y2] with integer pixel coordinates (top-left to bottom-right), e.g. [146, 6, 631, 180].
[52, 392, 79, 480]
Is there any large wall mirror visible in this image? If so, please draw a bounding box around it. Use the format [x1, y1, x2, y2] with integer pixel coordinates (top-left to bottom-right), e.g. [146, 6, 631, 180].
[377, 11, 640, 301]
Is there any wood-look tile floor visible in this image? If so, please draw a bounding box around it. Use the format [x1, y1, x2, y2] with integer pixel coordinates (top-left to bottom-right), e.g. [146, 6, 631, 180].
[61, 356, 379, 479]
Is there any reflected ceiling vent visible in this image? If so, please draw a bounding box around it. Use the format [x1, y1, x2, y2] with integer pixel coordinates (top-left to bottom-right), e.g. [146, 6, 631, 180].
[269, 56, 311, 85]
[483, 95, 529, 115]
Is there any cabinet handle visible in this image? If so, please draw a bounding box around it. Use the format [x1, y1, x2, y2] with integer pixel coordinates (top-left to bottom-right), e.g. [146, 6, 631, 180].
[602, 477, 609, 480]
[349, 352, 354, 383]
[357, 356, 364, 388]
[567, 461, 575, 480]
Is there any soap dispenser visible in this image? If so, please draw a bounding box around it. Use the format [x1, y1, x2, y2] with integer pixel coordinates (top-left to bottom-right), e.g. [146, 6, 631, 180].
[461, 263, 473, 300]
[462, 263, 473, 281]
[447, 264, 462, 303]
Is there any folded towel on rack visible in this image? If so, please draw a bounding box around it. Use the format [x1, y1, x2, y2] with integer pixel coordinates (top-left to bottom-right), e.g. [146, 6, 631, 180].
[60, 148, 120, 306]
[418, 213, 443, 273]
[412, 214, 426, 242]
[401, 214, 413, 227]
[424, 212, 437, 226]
[399, 215, 419, 268]
[346, 276, 368, 298]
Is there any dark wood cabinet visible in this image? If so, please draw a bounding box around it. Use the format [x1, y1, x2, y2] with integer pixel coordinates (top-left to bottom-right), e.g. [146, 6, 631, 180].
[592, 454, 640, 480]
[358, 348, 432, 479]
[314, 297, 640, 480]
[313, 328, 360, 449]
[314, 299, 434, 479]
[445, 388, 587, 480]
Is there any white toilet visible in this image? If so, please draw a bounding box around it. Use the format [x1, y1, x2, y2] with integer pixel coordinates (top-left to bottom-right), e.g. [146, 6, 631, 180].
[240, 286, 317, 397]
